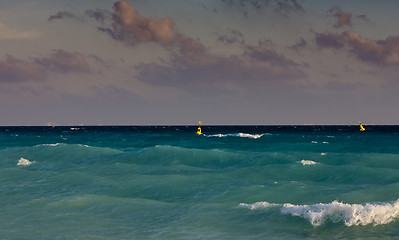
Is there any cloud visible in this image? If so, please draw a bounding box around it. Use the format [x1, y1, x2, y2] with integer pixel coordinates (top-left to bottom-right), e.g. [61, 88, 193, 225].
[34, 49, 91, 73]
[315, 32, 346, 49]
[315, 31, 399, 65]
[0, 22, 41, 40]
[100, 0, 176, 46]
[0, 55, 44, 82]
[274, 0, 304, 13]
[216, 29, 246, 45]
[136, 43, 307, 92]
[48, 11, 82, 22]
[220, 0, 304, 16]
[357, 14, 370, 22]
[0, 50, 91, 83]
[343, 31, 399, 65]
[85, 9, 109, 24]
[89, 1, 306, 93]
[327, 7, 352, 28]
[288, 37, 307, 51]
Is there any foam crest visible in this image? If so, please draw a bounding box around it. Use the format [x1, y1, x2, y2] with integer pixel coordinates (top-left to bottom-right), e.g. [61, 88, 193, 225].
[38, 143, 90, 148]
[239, 201, 280, 210]
[299, 160, 318, 165]
[282, 200, 399, 226]
[206, 133, 265, 139]
[42, 143, 62, 147]
[240, 200, 399, 226]
[17, 157, 34, 166]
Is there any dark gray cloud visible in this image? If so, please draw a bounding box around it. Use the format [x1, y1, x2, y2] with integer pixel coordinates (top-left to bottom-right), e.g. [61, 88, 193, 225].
[48, 11, 82, 22]
[274, 0, 304, 14]
[357, 14, 370, 22]
[85, 9, 109, 24]
[315, 32, 346, 49]
[327, 7, 352, 28]
[316, 31, 399, 65]
[217, 29, 245, 45]
[288, 37, 307, 51]
[221, 0, 304, 14]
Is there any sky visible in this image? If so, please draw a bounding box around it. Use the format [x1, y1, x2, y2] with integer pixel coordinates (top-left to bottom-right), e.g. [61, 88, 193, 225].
[1, 0, 399, 125]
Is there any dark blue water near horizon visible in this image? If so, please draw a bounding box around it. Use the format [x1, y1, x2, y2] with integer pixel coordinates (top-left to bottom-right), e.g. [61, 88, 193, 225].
[1, 125, 399, 239]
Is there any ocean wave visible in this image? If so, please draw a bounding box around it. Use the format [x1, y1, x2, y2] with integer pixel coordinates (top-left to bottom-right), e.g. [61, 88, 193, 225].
[17, 157, 34, 166]
[239, 200, 399, 226]
[299, 160, 318, 165]
[206, 133, 267, 139]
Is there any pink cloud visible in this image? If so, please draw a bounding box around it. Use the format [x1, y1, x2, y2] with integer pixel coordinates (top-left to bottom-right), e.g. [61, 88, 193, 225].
[316, 31, 399, 65]
[136, 44, 307, 91]
[328, 7, 352, 28]
[92, 1, 307, 92]
[34, 49, 91, 73]
[0, 50, 91, 83]
[102, 0, 176, 45]
[0, 55, 44, 82]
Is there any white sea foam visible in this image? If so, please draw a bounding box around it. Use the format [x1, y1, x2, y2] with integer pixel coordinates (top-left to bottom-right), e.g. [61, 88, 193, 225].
[282, 200, 399, 226]
[239, 200, 399, 226]
[299, 160, 318, 165]
[42, 143, 62, 147]
[17, 157, 34, 166]
[321, 152, 327, 156]
[206, 133, 265, 139]
[311, 141, 318, 144]
[239, 202, 280, 210]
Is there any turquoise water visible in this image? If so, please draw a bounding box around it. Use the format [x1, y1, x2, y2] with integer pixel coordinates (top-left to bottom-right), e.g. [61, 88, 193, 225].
[1, 125, 399, 239]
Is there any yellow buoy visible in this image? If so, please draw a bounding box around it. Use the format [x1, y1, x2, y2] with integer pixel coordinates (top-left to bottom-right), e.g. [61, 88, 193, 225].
[196, 121, 202, 135]
[359, 121, 365, 132]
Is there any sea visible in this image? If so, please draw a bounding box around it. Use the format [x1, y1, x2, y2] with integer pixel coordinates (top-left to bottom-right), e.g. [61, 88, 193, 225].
[1, 125, 399, 239]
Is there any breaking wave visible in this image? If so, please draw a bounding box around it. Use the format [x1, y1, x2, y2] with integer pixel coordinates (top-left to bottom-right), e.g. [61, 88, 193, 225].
[17, 157, 34, 166]
[206, 133, 266, 139]
[239, 202, 279, 210]
[239, 200, 399, 226]
[299, 160, 318, 165]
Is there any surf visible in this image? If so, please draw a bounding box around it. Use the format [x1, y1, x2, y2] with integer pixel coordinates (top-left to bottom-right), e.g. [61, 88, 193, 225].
[240, 199, 399, 226]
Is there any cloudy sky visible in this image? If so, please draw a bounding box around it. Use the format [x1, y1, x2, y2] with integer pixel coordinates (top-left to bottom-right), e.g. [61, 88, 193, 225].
[1, 0, 399, 125]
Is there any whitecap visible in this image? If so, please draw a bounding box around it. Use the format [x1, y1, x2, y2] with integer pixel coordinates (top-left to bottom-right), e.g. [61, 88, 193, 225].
[299, 160, 318, 165]
[237, 133, 264, 139]
[311, 141, 318, 144]
[42, 143, 62, 147]
[239, 201, 280, 210]
[281, 200, 399, 226]
[321, 152, 327, 156]
[240, 200, 399, 226]
[206, 133, 265, 139]
[206, 133, 227, 138]
[17, 157, 34, 166]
